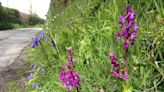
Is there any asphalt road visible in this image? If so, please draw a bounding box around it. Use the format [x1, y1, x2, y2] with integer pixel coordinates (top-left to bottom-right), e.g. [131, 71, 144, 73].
[0, 28, 42, 72]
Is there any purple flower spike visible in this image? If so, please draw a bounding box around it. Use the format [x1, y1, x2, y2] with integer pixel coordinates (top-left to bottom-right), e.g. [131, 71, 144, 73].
[109, 52, 128, 81]
[59, 48, 81, 92]
[109, 52, 119, 72]
[65, 47, 76, 69]
[117, 5, 138, 48]
[59, 68, 80, 92]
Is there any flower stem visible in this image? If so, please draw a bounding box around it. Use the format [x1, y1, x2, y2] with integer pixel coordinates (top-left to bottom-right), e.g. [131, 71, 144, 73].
[39, 41, 52, 65]
[76, 87, 80, 92]
[124, 48, 128, 72]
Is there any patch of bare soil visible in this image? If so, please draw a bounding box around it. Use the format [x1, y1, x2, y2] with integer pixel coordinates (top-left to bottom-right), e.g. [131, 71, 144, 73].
[0, 47, 30, 92]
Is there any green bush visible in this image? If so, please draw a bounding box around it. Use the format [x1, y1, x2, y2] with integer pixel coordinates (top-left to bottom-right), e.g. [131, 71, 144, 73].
[0, 7, 21, 23]
[0, 5, 21, 30]
[0, 22, 15, 30]
[28, 14, 45, 26]
[0, 1, 44, 30]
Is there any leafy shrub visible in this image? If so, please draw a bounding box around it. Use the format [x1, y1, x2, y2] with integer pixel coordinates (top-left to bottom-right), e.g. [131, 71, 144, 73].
[28, 14, 45, 26]
[0, 22, 15, 30]
[0, 1, 44, 30]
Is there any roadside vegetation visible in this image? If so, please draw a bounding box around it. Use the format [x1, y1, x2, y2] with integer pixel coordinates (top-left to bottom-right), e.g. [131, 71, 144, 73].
[0, 2, 44, 30]
[8, 0, 164, 92]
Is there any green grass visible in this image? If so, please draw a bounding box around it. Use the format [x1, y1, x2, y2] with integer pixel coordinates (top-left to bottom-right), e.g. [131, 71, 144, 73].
[22, 0, 164, 92]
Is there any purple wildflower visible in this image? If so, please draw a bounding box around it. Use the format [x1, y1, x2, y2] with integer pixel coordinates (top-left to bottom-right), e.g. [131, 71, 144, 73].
[59, 48, 80, 92]
[33, 83, 40, 89]
[32, 32, 45, 48]
[32, 37, 39, 48]
[30, 64, 37, 69]
[119, 16, 126, 25]
[67, 48, 74, 65]
[109, 52, 128, 81]
[116, 33, 121, 42]
[59, 68, 80, 92]
[118, 69, 128, 81]
[46, 37, 48, 42]
[116, 5, 138, 48]
[28, 73, 36, 80]
[109, 52, 119, 73]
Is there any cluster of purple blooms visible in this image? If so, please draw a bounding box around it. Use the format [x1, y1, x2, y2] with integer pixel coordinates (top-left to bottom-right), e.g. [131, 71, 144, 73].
[116, 5, 138, 48]
[109, 52, 128, 81]
[59, 47, 80, 92]
[28, 64, 46, 89]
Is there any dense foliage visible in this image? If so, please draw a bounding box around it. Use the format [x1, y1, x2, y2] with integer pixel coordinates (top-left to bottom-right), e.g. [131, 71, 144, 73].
[0, 2, 44, 30]
[0, 5, 21, 30]
[9, 0, 163, 92]
[28, 14, 45, 26]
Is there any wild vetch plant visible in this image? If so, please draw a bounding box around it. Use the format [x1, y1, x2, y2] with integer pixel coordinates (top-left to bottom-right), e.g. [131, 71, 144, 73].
[59, 47, 81, 92]
[109, 5, 138, 81]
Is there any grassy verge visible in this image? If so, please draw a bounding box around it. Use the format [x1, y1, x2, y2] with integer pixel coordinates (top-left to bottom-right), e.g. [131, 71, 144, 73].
[16, 0, 164, 92]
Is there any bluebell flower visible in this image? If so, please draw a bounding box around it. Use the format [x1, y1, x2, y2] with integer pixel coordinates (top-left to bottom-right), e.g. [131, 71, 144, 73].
[33, 83, 40, 89]
[30, 64, 37, 69]
[28, 73, 33, 80]
[40, 32, 44, 39]
[51, 40, 56, 48]
[32, 37, 39, 48]
[46, 37, 48, 42]
[28, 73, 36, 80]
[32, 32, 45, 48]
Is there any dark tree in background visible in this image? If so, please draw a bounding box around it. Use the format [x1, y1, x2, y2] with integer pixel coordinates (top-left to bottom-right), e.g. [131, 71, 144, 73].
[28, 14, 45, 25]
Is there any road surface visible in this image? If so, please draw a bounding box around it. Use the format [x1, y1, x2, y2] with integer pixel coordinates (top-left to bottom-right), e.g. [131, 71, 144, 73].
[0, 28, 42, 72]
